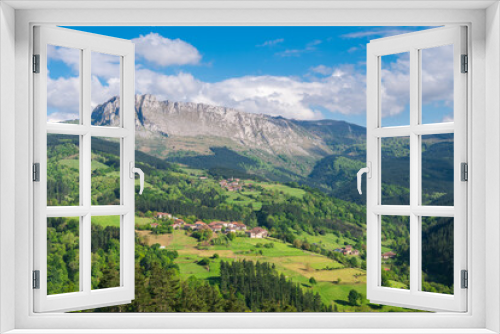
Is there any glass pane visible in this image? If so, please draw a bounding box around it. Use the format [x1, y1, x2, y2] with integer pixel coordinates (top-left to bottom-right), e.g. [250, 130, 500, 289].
[47, 45, 81, 124]
[381, 216, 410, 290]
[90, 52, 121, 127]
[421, 45, 454, 124]
[47, 217, 80, 295]
[421, 217, 454, 295]
[381, 137, 410, 205]
[422, 134, 454, 206]
[381, 52, 410, 127]
[91, 215, 121, 290]
[47, 134, 80, 206]
[91, 137, 120, 205]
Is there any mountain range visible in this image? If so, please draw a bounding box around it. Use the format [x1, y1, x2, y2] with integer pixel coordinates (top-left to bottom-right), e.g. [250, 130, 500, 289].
[91, 94, 452, 205]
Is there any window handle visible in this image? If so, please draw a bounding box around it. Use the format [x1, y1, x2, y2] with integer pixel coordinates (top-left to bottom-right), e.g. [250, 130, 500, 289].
[357, 162, 372, 195]
[129, 162, 145, 195]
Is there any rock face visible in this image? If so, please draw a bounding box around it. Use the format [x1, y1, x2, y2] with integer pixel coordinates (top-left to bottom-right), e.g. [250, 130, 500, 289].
[91, 94, 334, 156]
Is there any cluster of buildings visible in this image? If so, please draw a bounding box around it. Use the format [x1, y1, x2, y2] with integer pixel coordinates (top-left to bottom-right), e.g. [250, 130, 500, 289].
[334, 245, 360, 256]
[149, 217, 270, 239]
[219, 177, 243, 192]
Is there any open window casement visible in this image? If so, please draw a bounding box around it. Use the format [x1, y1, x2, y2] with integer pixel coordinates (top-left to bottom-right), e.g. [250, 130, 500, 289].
[361, 26, 467, 312]
[33, 26, 141, 312]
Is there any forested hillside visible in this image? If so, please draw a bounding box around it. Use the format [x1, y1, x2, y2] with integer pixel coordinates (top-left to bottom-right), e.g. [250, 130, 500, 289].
[46, 131, 453, 312]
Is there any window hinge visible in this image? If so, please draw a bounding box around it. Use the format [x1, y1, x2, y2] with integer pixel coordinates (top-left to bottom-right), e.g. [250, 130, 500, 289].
[33, 54, 40, 73]
[461, 162, 468, 182]
[461, 54, 468, 73]
[33, 270, 40, 289]
[461, 270, 468, 289]
[33, 163, 40, 182]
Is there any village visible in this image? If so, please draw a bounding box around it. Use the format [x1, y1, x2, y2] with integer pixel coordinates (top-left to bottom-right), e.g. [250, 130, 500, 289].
[216, 177, 252, 192]
[149, 213, 388, 260]
[150, 212, 269, 238]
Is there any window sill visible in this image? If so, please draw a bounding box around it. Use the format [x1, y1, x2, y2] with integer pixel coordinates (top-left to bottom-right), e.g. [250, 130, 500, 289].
[3, 330, 498, 334]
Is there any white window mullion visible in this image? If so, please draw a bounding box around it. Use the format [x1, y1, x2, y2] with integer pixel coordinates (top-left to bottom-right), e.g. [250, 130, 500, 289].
[409, 46, 420, 296]
[121, 48, 136, 295]
[82, 46, 92, 295]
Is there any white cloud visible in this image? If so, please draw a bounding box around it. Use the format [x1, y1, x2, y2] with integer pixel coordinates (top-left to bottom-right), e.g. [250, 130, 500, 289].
[47, 45, 122, 119]
[47, 76, 80, 122]
[276, 40, 322, 57]
[421, 44, 454, 107]
[132, 33, 202, 67]
[310, 65, 335, 76]
[47, 45, 80, 71]
[442, 114, 454, 122]
[91, 52, 121, 80]
[379, 45, 453, 118]
[257, 38, 284, 47]
[46, 38, 453, 123]
[134, 64, 368, 120]
[380, 54, 411, 116]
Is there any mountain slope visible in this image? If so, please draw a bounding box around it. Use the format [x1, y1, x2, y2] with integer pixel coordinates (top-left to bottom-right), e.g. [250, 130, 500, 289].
[90, 95, 452, 205]
[93, 94, 333, 157]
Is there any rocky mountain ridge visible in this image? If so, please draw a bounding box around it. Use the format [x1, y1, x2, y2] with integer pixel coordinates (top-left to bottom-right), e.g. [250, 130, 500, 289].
[91, 94, 365, 158]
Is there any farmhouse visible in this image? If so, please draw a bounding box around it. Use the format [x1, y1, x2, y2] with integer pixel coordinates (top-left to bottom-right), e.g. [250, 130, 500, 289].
[382, 251, 396, 259]
[232, 222, 247, 231]
[150, 223, 159, 228]
[210, 224, 223, 232]
[336, 245, 360, 256]
[156, 212, 172, 219]
[197, 224, 211, 231]
[246, 227, 268, 238]
[189, 221, 207, 230]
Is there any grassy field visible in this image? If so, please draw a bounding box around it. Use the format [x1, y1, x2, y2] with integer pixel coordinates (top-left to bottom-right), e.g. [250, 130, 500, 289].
[91, 215, 121, 228]
[135, 217, 156, 226]
[294, 231, 358, 251]
[225, 191, 262, 210]
[86, 214, 414, 313]
[252, 181, 306, 198]
[135, 229, 382, 310]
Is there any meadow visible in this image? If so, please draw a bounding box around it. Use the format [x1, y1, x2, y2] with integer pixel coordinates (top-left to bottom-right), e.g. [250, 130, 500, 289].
[135, 228, 409, 311]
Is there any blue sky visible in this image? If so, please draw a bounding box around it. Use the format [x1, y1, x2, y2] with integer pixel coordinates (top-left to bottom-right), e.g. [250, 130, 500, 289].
[47, 26, 453, 126]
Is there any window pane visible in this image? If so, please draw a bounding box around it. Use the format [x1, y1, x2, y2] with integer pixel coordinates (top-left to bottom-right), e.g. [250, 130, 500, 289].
[90, 52, 121, 127]
[421, 217, 454, 295]
[381, 216, 410, 290]
[381, 137, 410, 205]
[91, 216, 121, 290]
[381, 52, 410, 127]
[421, 45, 454, 124]
[47, 134, 80, 206]
[47, 45, 81, 124]
[47, 217, 80, 295]
[422, 134, 454, 206]
[91, 137, 120, 205]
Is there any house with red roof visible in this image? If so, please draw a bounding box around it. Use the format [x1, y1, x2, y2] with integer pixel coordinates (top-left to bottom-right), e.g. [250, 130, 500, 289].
[382, 251, 397, 259]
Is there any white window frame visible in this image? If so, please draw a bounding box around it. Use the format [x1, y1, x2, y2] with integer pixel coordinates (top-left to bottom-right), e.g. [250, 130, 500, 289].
[32, 26, 136, 312]
[365, 26, 467, 312]
[1, 1, 499, 333]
